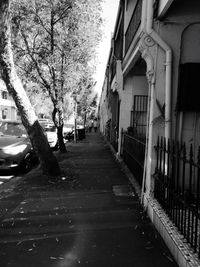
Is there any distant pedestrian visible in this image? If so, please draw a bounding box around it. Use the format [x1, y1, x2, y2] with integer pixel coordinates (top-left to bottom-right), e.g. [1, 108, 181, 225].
[94, 118, 98, 133]
[88, 120, 93, 133]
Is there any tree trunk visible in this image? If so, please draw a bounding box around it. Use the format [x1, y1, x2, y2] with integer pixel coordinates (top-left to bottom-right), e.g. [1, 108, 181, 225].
[84, 111, 87, 129]
[52, 106, 67, 153]
[57, 125, 66, 152]
[0, 0, 61, 177]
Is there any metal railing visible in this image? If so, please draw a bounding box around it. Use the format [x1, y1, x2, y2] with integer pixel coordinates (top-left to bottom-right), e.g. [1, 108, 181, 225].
[105, 119, 118, 152]
[111, 126, 118, 152]
[154, 137, 200, 257]
[121, 130, 145, 186]
[105, 119, 111, 142]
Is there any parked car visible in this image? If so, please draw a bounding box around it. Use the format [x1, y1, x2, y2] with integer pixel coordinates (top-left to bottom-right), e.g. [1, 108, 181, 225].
[63, 124, 74, 142]
[63, 124, 74, 134]
[38, 118, 51, 124]
[63, 123, 85, 141]
[0, 121, 38, 173]
[43, 124, 58, 150]
[38, 120, 59, 150]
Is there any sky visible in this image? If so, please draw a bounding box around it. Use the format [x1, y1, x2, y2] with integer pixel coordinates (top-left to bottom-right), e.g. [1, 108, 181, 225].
[94, 0, 120, 96]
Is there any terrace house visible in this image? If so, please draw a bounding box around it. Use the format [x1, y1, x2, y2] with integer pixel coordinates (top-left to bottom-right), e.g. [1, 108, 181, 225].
[99, 0, 200, 266]
[0, 80, 19, 122]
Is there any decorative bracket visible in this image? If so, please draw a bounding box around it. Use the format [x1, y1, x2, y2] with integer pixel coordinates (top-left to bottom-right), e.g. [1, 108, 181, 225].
[139, 33, 156, 83]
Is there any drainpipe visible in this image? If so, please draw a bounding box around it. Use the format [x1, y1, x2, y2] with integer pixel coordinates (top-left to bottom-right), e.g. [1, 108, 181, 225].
[146, 0, 172, 141]
[141, 72, 156, 204]
[141, 0, 172, 204]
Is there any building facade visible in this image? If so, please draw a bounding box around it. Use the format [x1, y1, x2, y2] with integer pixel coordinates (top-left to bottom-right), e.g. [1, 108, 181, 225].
[0, 80, 19, 122]
[99, 0, 200, 266]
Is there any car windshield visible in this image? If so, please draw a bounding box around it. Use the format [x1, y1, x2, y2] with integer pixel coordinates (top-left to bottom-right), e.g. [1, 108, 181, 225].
[44, 125, 56, 132]
[0, 122, 27, 137]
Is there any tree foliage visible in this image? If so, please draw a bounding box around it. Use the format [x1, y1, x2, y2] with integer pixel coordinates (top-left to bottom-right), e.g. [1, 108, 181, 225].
[11, 0, 103, 151]
[76, 74, 98, 121]
[26, 83, 53, 119]
[0, 0, 61, 176]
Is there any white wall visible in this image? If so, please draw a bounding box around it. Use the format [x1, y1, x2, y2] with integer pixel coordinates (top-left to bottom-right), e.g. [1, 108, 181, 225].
[0, 80, 18, 121]
[99, 77, 111, 134]
[119, 74, 148, 132]
[155, 7, 200, 145]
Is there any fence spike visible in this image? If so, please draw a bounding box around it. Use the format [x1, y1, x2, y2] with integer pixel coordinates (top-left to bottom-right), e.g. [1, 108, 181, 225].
[176, 140, 180, 155]
[164, 138, 166, 152]
[157, 136, 160, 148]
[167, 138, 171, 154]
[198, 146, 200, 164]
[189, 144, 194, 162]
[161, 136, 163, 148]
[182, 143, 186, 160]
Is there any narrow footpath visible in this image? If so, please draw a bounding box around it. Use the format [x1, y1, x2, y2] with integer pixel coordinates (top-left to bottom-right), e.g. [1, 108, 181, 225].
[0, 132, 178, 267]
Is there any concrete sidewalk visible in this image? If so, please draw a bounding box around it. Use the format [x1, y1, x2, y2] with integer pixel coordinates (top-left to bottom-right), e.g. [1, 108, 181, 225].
[0, 132, 178, 267]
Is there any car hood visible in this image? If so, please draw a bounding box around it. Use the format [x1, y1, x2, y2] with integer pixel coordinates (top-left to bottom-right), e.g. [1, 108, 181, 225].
[46, 131, 57, 137]
[0, 136, 29, 148]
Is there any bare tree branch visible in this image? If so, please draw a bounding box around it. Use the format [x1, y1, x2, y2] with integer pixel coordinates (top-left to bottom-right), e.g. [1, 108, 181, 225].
[53, 5, 72, 25]
[33, 8, 51, 36]
[20, 29, 51, 93]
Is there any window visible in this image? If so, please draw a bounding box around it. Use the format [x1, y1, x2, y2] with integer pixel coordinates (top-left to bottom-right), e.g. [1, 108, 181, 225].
[130, 95, 148, 139]
[2, 91, 8, 99]
[125, 0, 142, 53]
[2, 108, 8, 120]
[177, 63, 200, 111]
[126, 0, 130, 10]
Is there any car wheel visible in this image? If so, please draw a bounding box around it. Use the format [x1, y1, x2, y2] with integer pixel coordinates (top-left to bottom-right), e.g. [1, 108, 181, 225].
[21, 153, 32, 173]
[54, 141, 59, 150]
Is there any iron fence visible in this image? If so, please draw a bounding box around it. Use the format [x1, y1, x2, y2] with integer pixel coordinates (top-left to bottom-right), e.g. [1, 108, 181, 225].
[121, 130, 145, 186]
[105, 119, 111, 142]
[111, 126, 118, 152]
[154, 137, 200, 257]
